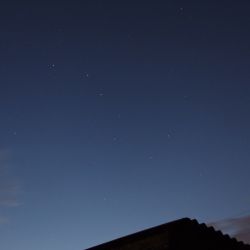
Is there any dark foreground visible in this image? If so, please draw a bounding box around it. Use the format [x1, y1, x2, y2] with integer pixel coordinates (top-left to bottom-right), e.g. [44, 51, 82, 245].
[86, 218, 250, 250]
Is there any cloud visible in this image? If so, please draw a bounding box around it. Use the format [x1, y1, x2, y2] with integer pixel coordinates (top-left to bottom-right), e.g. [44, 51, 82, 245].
[0, 182, 21, 207]
[0, 216, 9, 224]
[0, 150, 21, 223]
[209, 215, 250, 244]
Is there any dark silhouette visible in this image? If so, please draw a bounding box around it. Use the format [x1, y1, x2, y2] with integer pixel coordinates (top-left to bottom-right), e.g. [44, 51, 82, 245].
[85, 218, 250, 250]
[210, 215, 250, 244]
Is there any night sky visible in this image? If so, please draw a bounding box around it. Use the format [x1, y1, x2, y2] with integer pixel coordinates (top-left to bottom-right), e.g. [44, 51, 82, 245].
[1, 1, 250, 249]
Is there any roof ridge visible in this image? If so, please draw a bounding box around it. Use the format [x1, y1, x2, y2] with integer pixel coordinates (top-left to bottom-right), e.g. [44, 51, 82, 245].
[189, 218, 250, 249]
[85, 217, 250, 249]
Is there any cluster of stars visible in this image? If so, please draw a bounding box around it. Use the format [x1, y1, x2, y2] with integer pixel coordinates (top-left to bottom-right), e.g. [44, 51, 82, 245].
[48, 63, 56, 70]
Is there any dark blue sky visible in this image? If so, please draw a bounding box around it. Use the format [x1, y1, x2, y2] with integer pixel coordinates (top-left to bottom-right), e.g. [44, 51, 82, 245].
[1, 1, 250, 249]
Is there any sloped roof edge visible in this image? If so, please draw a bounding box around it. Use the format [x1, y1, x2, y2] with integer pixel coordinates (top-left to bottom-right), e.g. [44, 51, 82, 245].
[85, 217, 250, 250]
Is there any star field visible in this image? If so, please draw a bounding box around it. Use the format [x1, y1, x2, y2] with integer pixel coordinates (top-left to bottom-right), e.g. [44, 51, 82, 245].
[0, 1, 250, 250]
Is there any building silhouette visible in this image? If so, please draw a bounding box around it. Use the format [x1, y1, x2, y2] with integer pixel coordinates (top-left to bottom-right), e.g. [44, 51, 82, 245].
[85, 218, 250, 250]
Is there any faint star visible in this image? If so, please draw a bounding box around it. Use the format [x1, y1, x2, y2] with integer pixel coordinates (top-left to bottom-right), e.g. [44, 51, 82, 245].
[179, 7, 184, 15]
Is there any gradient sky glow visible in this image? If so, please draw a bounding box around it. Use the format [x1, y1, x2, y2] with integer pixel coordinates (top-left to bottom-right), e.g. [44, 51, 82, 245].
[1, 1, 250, 249]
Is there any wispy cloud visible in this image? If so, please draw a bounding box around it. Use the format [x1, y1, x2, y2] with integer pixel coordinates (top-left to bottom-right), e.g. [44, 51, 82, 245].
[0, 216, 9, 224]
[209, 215, 250, 244]
[0, 183, 21, 207]
[0, 150, 21, 223]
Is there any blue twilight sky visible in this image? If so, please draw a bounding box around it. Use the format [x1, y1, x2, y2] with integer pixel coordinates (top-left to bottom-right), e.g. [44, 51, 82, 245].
[1, 1, 250, 249]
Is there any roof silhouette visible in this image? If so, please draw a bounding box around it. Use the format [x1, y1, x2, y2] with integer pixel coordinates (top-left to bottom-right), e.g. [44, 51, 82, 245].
[85, 218, 250, 250]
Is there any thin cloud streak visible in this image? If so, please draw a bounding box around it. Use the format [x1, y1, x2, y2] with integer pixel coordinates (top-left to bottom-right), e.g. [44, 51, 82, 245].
[0, 150, 21, 224]
[0, 216, 9, 224]
[0, 181, 21, 207]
